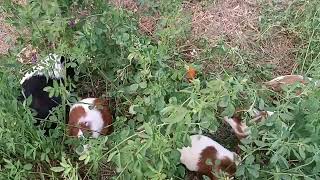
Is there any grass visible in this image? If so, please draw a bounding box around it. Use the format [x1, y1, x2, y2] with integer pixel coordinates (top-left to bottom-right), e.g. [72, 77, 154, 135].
[0, 0, 320, 179]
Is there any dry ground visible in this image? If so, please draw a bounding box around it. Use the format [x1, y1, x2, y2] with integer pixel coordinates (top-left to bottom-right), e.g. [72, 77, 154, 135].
[0, 0, 299, 76]
[0, 12, 17, 54]
[108, 0, 298, 77]
[186, 0, 298, 76]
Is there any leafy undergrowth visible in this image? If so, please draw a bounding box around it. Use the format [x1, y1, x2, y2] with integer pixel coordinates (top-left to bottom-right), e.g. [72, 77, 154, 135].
[0, 0, 320, 179]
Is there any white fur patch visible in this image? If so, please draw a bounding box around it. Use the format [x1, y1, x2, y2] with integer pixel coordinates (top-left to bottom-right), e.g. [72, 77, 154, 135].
[223, 116, 249, 137]
[20, 53, 63, 84]
[179, 135, 235, 172]
[251, 109, 274, 122]
[270, 75, 304, 82]
[70, 98, 105, 138]
[266, 111, 274, 116]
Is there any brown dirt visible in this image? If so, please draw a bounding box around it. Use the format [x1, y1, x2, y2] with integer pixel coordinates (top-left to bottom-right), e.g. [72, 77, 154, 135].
[11, 0, 27, 6]
[0, 13, 18, 55]
[258, 29, 298, 76]
[109, 0, 159, 37]
[188, 0, 260, 49]
[138, 16, 157, 35]
[108, 0, 139, 12]
[184, 0, 297, 77]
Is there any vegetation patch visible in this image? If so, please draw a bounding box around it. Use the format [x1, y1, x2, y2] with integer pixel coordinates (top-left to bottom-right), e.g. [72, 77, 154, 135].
[0, 0, 320, 179]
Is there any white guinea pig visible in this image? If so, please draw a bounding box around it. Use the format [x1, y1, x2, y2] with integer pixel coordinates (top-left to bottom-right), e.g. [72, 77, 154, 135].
[179, 135, 238, 180]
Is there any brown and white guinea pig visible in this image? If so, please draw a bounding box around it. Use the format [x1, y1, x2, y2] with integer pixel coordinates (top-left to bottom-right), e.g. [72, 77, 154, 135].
[19, 53, 75, 135]
[179, 135, 238, 180]
[263, 75, 316, 93]
[223, 109, 274, 140]
[68, 98, 113, 138]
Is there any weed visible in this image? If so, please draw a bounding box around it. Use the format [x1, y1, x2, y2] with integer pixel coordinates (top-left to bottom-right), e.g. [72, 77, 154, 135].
[1, 0, 320, 179]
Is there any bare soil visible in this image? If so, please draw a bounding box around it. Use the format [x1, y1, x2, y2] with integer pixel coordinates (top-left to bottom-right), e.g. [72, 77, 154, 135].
[0, 12, 17, 55]
[185, 0, 297, 76]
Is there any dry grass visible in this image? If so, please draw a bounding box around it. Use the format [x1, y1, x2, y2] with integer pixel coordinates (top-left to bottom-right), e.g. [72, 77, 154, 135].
[109, 0, 159, 36]
[108, 0, 139, 12]
[11, 0, 27, 6]
[188, 0, 260, 48]
[258, 29, 298, 76]
[138, 16, 158, 35]
[184, 0, 297, 76]
[0, 13, 17, 55]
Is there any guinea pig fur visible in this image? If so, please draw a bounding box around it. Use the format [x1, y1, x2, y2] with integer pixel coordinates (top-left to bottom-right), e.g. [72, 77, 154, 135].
[68, 98, 113, 138]
[179, 135, 238, 180]
[263, 75, 319, 93]
[224, 109, 274, 140]
[19, 53, 75, 134]
[223, 116, 249, 140]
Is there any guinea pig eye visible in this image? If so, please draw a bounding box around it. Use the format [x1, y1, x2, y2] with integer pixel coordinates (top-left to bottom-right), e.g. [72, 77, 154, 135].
[88, 105, 94, 110]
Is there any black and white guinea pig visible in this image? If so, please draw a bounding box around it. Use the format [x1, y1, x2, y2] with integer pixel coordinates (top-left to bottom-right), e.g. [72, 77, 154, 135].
[19, 53, 76, 135]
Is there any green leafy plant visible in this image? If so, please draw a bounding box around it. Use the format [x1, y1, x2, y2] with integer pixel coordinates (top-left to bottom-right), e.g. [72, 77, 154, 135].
[1, 0, 320, 179]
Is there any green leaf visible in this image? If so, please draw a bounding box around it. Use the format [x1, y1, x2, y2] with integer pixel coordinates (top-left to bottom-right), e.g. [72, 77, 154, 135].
[258, 99, 265, 110]
[128, 84, 139, 93]
[247, 166, 259, 178]
[292, 149, 301, 159]
[84, 155, 90, 164]
[160, 106, 176, 115]
[48, 88, 54, 98]
[162, 106, 188, 123]
[70, 62, 77, 68]
[299, 146, 306, 159]
[221, 103, 235, 117]
[245, 155, 255, 164]
[205, 158, 213, 166]
[139, 81, 147, 88]
[129, 105, 138, 115]
[43, 86, 51, 93]
[23, 163, 33, 170]
[122, 33, 130, 41]
[279, 113, 293, 121]
[218, 96, 229, 108]
[236, 164, 245, 176]
[51, 167, 64, 172]
[107, 151, 118, 162]
[143, 123, 153, 135]
[270, 154, 279, 164]
[79, 153, 87, 161]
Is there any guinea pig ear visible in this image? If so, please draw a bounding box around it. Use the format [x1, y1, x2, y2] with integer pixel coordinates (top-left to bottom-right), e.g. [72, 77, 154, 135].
[60, 56, 66, 65]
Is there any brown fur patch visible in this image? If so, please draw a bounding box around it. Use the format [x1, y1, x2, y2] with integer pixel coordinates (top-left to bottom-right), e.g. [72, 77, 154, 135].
[252, 110, 269, 123]
[264, 75, 306, 92]
[68, 106, 86, 136]
[229, 116, 248, 140]
[197, 146, 236, 180]
[93, 98, 113, 135]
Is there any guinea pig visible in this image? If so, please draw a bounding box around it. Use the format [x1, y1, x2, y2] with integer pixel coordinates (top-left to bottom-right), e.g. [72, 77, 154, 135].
[68, 98, 113, 138]
[263, 75, 312, 93]
[19, 53, 75, 134]
[223, 109, 274, 140]
[179, 135, 238, 180]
